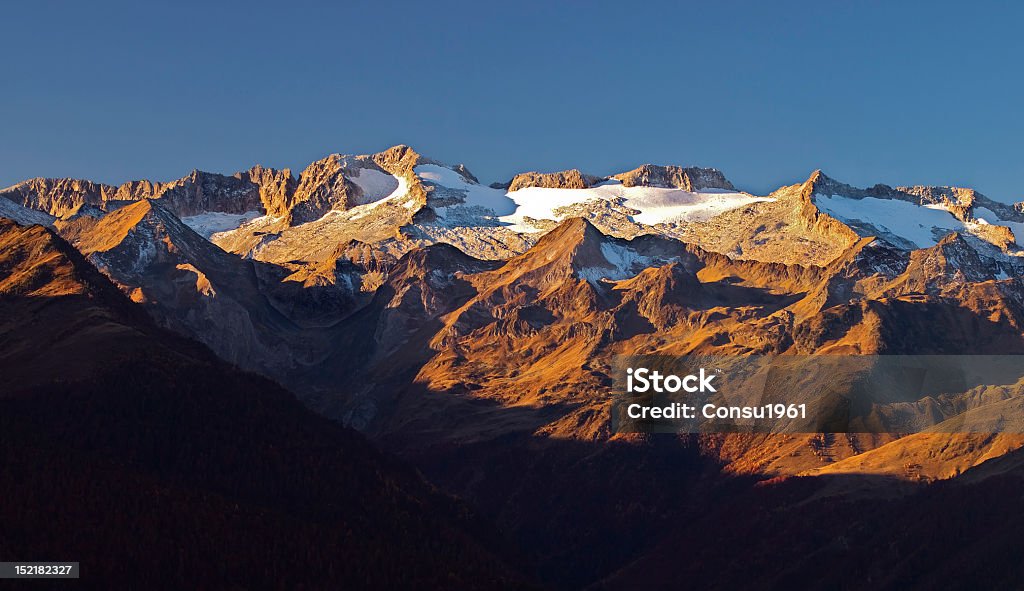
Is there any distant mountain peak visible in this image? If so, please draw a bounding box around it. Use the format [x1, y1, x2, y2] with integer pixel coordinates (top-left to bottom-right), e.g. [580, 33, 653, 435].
[536, 216, 604, 245]
[498, 217, 684, 287]
[612, 164, 734, 191]
[498, 169, 605, 191]
[802, 169, 852, 197]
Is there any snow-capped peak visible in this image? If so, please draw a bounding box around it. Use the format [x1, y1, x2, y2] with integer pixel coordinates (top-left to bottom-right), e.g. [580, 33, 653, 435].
[414, 163, 770, 234]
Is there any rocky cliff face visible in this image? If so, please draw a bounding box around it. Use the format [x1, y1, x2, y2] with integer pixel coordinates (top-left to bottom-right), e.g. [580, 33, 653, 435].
[612, 164, 735, 190]
[1, 168, 294, 219]
[501, 169, 605, 191]
[236, 165, 297, 216]
[288, 155, 377, 222]
[1, 177, 112, 218]
[130, 169, 268, 216]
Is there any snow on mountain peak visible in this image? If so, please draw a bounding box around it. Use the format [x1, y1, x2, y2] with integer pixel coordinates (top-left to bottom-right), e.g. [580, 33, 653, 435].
[408, 161, 772, 247]
[814, 193, 969, 249]
[576, 240, 665, 284]
[499, 180, 771, 232]
[415, 164, 517, 221]
[349, 168, 406, 206]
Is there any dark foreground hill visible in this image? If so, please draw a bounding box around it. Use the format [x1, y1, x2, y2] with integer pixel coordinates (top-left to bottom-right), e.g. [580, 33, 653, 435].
[0, 219, 531, 590]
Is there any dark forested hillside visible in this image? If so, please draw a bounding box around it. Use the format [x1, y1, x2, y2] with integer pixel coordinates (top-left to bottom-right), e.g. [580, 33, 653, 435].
[0, 219, 531, 590]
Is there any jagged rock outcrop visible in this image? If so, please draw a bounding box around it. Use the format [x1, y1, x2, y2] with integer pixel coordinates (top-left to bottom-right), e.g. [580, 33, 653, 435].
[237, 165, 297, 218]
[794, 170, 866, 244]
[1, 177, 111, 218]
[287, 155, 367, 223]
[123, 169, 267, 217]
[285, 145, 450, 224]
[501, 169, 605, 191]
[1, 168, 294, 220]
[612, 164, 734, 191]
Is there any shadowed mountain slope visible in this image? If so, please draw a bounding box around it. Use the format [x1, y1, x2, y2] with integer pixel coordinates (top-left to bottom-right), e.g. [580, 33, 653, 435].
[0, 218, 531, 590]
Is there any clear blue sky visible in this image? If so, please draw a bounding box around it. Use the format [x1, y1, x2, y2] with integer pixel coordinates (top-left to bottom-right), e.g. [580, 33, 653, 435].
[3, 1, 1023, 201]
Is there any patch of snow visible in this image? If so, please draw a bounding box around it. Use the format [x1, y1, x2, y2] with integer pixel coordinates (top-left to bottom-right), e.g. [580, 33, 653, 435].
[577, 241, 666, 283]
[599, 241, 654, 276]
[0, 197, 55, 227]
[974, 207, 1024, 247]
[815, 195, 967, 248]
[415, 164, 517, 218]
[412, 165, 772, 234]
[352, 174, 411, 216]
[623, 187, 773, 224]
[222, 214, 282, 232]
[500, 180, 772, 232]
[428, 268, 454, 287]
[502, 186, 604, 232]
[182, 211, 262, 238]
[349, 168, 406, 206]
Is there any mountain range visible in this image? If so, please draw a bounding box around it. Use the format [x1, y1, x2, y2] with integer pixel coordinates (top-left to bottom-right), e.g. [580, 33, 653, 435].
[4, 144, 1024, 589]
